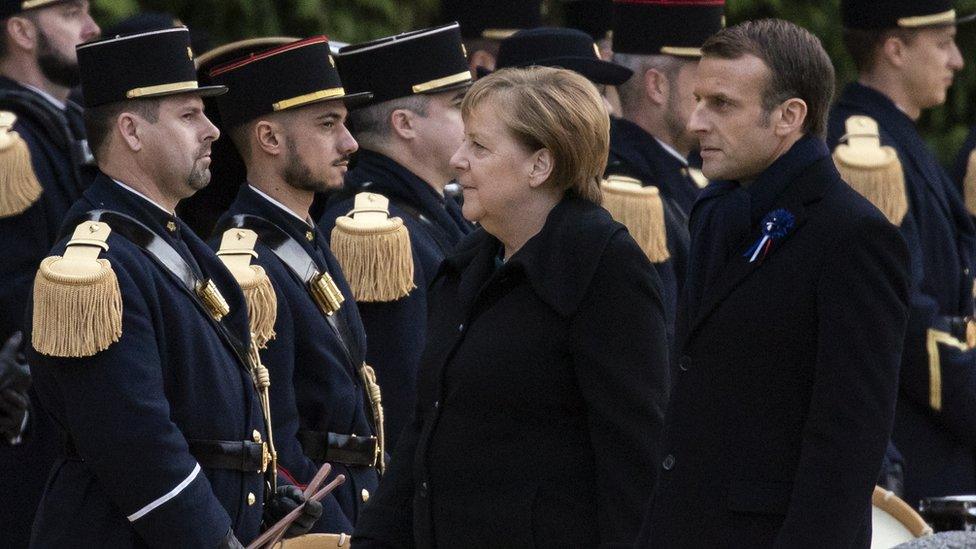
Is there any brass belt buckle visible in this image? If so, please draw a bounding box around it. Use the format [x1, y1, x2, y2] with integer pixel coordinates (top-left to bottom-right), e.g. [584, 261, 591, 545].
[260, 441, 270, 473]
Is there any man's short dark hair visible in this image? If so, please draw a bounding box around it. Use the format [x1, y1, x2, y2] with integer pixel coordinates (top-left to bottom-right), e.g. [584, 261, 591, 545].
[701, 18, 835, 138]
[83, 98, 160, 160]
[842, 27, 918, 74]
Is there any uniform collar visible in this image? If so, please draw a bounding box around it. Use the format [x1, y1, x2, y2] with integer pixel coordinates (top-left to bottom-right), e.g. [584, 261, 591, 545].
[248, 184, 312, 227]
[653, 136, 689, 167]
[21, 83, 66, 111]
[443, 196, 621, 317]
[113, 178, 174, 216]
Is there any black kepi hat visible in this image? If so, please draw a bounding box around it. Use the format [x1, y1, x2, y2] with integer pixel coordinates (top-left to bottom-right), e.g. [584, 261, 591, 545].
[337, 23, 472, 107]
[487, 27, 632, 85]
[842, 0, 976, 30]
[562, 0, 614, 41]
[613, 0, 725, 57]
[440, 0, 544, 40]
[0, 0, 69, 19]
[208, 36, 372, 129]
[76, 27, 226, 108]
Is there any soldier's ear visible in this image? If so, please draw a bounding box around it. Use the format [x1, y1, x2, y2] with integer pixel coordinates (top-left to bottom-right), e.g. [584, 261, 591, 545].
[5, 15, 37, 52]
[389, 108, 417, 141]
[880, 34, 909, 69]
[254, 119, 282, 156]
[116, 112, 144, 152]
[642, 68, 669, 106]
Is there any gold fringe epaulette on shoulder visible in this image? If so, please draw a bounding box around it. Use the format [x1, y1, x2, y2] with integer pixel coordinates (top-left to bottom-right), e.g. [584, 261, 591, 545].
[963, 148, 976, 217]
[32, 221, 122, 357]
[0, 111, 42, 218]
[832, 115, 907, 226]
[216, 228, 277, 348]
[330, 192, 415, 303]
[601, 175, 671, 263]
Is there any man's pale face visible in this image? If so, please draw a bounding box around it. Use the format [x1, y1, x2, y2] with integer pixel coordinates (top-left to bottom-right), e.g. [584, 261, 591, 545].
[688, 54, 784, 182]
[897, 25, 964, 112]
[31, 0, 100, 87]
[280, 100, 359, 192]
[411, 88, 467, 185]
[664, 59, 701, 154]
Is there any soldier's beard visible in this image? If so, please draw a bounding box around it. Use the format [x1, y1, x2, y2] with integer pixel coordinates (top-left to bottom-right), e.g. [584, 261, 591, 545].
[284, 139, 330, 193]
[36, 30, 81, 89]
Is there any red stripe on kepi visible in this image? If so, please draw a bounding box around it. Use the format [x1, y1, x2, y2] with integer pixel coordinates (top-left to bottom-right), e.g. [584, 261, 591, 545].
[614, 0, 724, 5]
[209, 35, 330, 77]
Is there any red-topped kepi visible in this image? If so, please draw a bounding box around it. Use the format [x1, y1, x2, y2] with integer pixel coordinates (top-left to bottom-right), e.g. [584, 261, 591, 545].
[612, 0, 725, 57]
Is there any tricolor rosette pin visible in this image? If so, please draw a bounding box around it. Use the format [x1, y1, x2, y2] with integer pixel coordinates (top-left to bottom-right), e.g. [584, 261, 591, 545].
[744, 209, 795, 264]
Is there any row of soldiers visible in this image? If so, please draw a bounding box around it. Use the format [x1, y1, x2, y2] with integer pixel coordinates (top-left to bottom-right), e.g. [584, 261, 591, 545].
[1, 0, 976, 546]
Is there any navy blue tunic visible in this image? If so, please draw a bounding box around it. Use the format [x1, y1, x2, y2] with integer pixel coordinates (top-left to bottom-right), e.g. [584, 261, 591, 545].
[0, 76, 98, 549]
[213, 184, 378, 532]
[318, 150, 472, 450]
[828, 83, 976, 507]
[26, 175, 267, 547]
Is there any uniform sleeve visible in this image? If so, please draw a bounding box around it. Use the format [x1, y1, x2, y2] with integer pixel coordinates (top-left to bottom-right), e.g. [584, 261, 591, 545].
[570, 231, 670, 547]
[255, 260, 353, 533]
[27, 251, 232, 547]
[775, 216, 910, 546]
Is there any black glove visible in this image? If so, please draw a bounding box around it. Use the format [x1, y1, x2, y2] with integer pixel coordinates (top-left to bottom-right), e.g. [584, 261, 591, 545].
[217, 527, 244, 549]
[263, 484, 323, 539]
[0, 332, 29, 443]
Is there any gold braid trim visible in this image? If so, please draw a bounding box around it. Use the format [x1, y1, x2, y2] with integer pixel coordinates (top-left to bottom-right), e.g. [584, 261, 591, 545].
[601, 176, 670, 263]
[0, 112, 42, 218]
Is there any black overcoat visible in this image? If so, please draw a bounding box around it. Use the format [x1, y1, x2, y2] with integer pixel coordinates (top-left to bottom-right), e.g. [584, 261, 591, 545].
[639, 137, 911, 547]
[353, 196, 670, 548]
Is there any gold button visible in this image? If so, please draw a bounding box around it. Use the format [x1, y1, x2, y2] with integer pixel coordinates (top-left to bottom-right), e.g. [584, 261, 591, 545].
[247, 492, 256, 506]
[361, 488, 370, 502]
[305, 231, 314, 241]
[252, 430, 262, 443]
[166, 221, 177, 232]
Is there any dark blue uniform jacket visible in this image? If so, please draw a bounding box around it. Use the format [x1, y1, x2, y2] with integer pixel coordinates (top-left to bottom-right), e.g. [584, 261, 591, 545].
[213, 185, 378, 532]
[829, 83, 976, 507]
[640, 136, 910, 548]
[318, 150, 472, 450]
[26, 175, 267, 547]
[0, 76, 97, 549]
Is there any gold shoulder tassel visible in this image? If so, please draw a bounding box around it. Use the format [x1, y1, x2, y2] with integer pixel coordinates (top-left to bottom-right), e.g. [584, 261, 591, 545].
[330, 192, 415, 302]
[32, 221, 122, 357]
[216, 228, 277, 348]
[0, 111, 43, 218]
[832, 115, 908, 226]
[963, 148, 976, 217]
[601, 175, 671, 263]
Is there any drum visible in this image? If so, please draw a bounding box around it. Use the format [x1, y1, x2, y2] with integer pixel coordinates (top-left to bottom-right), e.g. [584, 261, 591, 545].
[872, 486, 932, 548]
[278, 533, 350, 548]
[918, 495, 976, 532]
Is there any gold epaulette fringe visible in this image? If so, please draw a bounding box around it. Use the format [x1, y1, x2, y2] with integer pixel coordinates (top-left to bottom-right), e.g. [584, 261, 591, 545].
[963, 148, 976, 217]
[832, 115, 908, 226]
[601, 175, 670, 263]
[330, 192, 415, 303]
[32, 221, 122, 357]
[0, 111, 42, 218]
[216, 228, 277, 348]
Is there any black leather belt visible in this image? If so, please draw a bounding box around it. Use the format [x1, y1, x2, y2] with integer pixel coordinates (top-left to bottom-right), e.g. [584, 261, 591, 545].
[64, 436, 268, 473]
[297, 430, 379, 467]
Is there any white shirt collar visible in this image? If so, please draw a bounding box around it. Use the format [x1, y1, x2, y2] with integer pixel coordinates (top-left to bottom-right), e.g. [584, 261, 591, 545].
[653, 137, 689, 167]
[248, 185, 312, 226]
[21, 83, 66, 111]
[112, 179, 174, 216]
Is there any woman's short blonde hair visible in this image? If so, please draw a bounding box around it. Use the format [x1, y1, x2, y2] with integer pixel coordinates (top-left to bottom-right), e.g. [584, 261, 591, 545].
[461, 66, 609, 204]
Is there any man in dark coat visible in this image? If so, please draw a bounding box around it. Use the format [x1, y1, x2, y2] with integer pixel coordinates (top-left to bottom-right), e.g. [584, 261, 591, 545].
[639, 19, 910, 547]
[0, 2, 99, 545]
[318, 24, 473, 450]
[827, 0, 976, 508]
[25, 28, 317, 547]
[207, 36, 381, 533]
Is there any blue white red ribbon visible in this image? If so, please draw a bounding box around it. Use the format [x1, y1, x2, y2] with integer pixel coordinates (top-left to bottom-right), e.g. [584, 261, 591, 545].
[744, 209, 795, 264]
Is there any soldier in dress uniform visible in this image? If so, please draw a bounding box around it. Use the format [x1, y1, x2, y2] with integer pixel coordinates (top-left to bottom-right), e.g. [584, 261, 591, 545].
[609, 0, 723, 217]
[205, 36, 385, 534]
[0, 2, 99, 545]
[827, 0, 976, 508]
[440, 0, 543, 74]
[318, 23, 474, 451]
[24, 28, 318, 547]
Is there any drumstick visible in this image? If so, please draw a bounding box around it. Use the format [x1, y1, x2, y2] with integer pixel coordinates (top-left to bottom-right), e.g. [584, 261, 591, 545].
[302, 462, 332, 499]
[246, 474, 346, 549]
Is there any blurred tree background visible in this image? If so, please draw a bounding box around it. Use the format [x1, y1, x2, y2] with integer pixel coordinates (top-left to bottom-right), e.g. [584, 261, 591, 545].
[90, 0, 976, 165]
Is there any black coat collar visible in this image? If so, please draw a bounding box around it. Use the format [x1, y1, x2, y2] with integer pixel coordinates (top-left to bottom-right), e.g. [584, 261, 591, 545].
[441, 196, 623, 318]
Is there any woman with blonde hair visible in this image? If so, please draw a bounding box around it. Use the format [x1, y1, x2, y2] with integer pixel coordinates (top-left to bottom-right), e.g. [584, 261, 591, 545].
[353, 66, 669, 548]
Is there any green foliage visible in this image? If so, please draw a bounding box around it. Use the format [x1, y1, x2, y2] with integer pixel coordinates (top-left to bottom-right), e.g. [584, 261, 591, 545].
[89, 0, 976, 164]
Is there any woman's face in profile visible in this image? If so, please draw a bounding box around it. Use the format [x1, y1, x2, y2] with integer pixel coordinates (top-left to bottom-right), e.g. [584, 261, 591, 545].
[450, 99, 538, 228]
